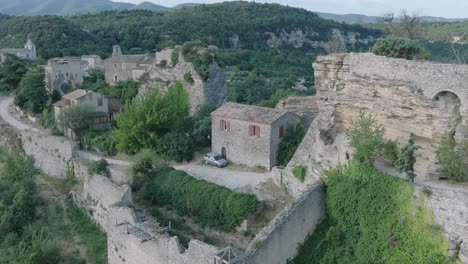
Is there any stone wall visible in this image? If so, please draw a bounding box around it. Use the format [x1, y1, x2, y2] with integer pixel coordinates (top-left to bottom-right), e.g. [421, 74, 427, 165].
[283, 53, 468, 198]
[243, 183, 325, 264]
[20, 130, 78, 178]
[140, 48, 227, 113]
[418, 182, 468, 262]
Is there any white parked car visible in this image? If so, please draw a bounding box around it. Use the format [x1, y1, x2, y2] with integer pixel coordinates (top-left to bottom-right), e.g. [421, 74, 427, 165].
[204, 153, 228, 168]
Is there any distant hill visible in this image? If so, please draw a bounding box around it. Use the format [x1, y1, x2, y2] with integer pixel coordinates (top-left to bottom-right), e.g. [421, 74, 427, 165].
[315, 11, 467, 24]
[130, 1, 170, 12]
[0, 0, 199, 16]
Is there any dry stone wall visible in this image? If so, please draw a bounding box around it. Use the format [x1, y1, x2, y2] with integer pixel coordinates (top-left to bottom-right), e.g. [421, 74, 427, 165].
[21, 130, 78, 178]
[243, 183, 325, 264]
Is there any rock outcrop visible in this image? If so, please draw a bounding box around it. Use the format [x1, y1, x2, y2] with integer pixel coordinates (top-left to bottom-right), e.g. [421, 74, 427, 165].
[139, 47, 227, 113]
[283, 53, 468, 198]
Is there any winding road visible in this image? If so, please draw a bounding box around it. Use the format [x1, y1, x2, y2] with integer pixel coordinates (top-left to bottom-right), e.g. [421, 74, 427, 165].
[0, 96, 271, 193]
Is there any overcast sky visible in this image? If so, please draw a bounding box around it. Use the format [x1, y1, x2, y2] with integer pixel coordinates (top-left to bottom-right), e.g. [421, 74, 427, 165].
[112, 0, 468, 18]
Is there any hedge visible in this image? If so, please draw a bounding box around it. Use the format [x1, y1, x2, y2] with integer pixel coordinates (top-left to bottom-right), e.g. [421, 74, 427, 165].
[143, 166, 259, 230]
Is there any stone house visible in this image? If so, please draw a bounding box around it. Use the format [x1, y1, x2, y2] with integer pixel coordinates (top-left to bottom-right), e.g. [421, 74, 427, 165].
[104, 45, 154, 85]
[44, 55, 103, 93]
[211, 102, 300, 170]
[0, 38, 36, 62]
[53, 89, 120, 132]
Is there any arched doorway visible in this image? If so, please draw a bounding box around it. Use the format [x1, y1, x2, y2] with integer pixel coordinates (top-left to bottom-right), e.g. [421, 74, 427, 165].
[221, 147, 227, 159]
[60, 83, 69, 93]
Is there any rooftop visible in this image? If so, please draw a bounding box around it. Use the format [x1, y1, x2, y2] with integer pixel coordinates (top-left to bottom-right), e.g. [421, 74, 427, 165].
[62, 89, 90, 100]
[211, 102, 293, 125]
[105, 54, 154, 64]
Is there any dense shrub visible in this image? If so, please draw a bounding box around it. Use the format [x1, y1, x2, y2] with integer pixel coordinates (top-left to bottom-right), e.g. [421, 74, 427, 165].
[141, 166, 259, 230]
[372, 37, 430, 60]
[293, 165, 307, 182]
[291, 162, 450, 264]
[88, 159, 110, 177]
[15, 67, 49, 114]
[184, 71, 194, 85]
[83, 130, 118, 156]
[436, 136, 468, 182]
[348, 111, 385, 164]
[171, 48, 180, 67]
[182, 41, 217, 81]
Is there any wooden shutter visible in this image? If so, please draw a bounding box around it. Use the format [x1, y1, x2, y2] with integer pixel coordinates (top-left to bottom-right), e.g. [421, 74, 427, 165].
[248, 125, 253, 136]
[256, 126, 260, 138]
[227, 121, 230, 132]
[219, 120, 223, 130]
[279, 126, 284, 138]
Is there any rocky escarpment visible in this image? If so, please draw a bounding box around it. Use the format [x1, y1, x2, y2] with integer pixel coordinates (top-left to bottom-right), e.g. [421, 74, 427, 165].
[265, 28, 375, 53]
[139, 47, 227, 113]
[285, 53, 468, 198]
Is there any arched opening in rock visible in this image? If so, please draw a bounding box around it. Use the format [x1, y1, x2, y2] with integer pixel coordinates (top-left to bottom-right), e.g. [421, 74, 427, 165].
[432, 91, 462, 135]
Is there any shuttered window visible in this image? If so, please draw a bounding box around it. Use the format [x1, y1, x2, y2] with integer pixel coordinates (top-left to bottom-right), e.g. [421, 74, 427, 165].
[220, 120, 230, 132]
[279, 126, 284, 138]
[249, 125, 260, 137]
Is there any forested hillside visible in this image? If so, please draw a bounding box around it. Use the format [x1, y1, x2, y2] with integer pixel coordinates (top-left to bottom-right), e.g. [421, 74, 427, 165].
[0, 2, 382, 105]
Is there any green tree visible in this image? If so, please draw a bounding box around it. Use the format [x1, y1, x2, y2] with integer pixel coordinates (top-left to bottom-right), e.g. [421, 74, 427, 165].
[113, 82, 191, 159]
[58, 104, 96, 141]
[348, 111, 385, 164]
[0, 54, 28, 93]
[372, 37, 430, 60]
[14, 67, 49, 114]
[436, 136, 468, 182]
[394, 134, 421, 182]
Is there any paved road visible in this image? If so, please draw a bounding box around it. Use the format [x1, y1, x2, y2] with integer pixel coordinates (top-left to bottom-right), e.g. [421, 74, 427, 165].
[175, 164, 271, 191]
[0, 97, 42, 133]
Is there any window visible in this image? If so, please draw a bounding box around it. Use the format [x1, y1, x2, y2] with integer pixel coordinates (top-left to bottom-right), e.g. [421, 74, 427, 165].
[114, 75, 118, 82]
[279, 126, 284, 138]
[249, 125, 260, 137]
[98, 98, 103, 106]
[66, 73, 69, 77]
[219, 120, 230, 131]
[65, 99, 71, 106]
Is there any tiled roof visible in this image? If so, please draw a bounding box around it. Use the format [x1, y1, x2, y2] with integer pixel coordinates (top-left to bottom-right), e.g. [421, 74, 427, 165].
[62, 89, 89, 100]
[211, 102, 293, 125]
[105, 54, 154, 64]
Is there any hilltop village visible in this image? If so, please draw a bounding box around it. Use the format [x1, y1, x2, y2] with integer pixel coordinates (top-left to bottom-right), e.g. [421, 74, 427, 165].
[0, 3, 467, 264]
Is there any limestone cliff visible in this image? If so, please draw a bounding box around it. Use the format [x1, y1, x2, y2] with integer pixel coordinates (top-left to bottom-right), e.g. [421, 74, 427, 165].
[139, 47, 227, 113]
[283, 53, 468, 198]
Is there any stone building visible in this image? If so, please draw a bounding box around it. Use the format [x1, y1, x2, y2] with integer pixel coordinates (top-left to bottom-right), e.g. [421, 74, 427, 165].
[54, 89, 120, 132]
[104, 45, 154, 85]
[211, 102, 300, 170]
[139, 47, 228, 113]
[44, 55, 103, 93]
[0, 38, 36, 62]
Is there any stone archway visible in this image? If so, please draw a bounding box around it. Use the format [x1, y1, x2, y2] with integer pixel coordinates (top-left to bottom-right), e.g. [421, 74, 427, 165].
[432, 91, 462, 135]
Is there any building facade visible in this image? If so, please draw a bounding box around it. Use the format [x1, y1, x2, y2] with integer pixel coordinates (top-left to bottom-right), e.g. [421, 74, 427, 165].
[211, 102, 300, 170]
[54, 89, 120, 133]
[104, 45, 154, 85]
[44, 55, 103, 93]
[0, 38, 36, 62]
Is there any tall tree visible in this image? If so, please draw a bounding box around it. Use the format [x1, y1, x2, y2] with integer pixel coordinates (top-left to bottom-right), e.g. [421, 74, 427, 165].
[14, 67, 48, 114]
[58, 104, 96, 141]
[0, 54, 28, 93]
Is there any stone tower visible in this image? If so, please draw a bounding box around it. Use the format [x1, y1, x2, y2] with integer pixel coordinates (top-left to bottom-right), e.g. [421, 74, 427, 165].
[112, 45, 122, 57]
[24, 38, 36, 59]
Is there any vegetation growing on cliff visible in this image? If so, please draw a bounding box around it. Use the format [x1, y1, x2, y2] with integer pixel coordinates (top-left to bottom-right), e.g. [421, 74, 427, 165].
[0, 149, 107, 264]
[277, 124, 306, 166]
[291, 162, 450, 264]
[437, 136, 468, 182]
[372, 37, 430, 60]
